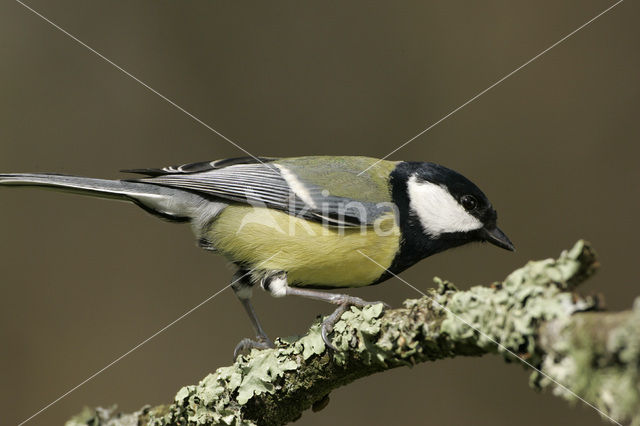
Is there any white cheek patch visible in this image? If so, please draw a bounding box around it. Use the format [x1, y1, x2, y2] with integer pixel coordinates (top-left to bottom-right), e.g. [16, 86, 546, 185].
[407, 175, 483, 237]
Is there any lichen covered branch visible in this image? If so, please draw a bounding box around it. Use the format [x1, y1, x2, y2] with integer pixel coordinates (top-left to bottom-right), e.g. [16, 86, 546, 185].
[66, 241, 640, 426]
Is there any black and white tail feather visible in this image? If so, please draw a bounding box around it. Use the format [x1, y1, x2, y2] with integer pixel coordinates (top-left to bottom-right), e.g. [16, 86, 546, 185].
[0, 172, 217, 219]
[0, 169, 233, 250]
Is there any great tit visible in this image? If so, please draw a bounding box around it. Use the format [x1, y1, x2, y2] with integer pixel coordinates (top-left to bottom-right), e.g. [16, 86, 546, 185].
[0, 155, 513, 356]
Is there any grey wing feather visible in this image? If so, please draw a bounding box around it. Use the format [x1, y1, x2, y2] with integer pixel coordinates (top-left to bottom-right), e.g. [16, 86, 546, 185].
[127, 159, 377, 227]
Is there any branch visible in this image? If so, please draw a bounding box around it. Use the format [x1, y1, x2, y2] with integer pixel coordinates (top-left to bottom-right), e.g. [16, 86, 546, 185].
[66, 241, 640, 426]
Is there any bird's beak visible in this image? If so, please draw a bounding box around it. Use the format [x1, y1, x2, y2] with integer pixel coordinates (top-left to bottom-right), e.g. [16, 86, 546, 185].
[482, 226, 515, 251]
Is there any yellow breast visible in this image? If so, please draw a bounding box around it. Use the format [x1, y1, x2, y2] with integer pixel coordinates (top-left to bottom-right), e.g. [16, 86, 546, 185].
[206, 205, 400, 288]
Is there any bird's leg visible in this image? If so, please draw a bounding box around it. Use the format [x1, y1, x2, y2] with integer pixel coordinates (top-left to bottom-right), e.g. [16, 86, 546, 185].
[232, 271, 274, 359]
[285, 287, 389, 350]
[261, 272, 389, 351]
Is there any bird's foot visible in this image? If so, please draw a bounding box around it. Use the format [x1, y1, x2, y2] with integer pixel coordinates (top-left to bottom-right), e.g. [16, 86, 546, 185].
[321, 296, 390, 351]
[233, 335, 274, 360]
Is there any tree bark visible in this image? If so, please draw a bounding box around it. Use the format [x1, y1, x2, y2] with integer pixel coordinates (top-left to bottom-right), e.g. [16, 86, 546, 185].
[66, 241, 640, 426]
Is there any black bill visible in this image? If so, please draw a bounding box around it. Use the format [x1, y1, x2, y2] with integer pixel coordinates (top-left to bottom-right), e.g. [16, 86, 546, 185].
[482, 227, 515, 251]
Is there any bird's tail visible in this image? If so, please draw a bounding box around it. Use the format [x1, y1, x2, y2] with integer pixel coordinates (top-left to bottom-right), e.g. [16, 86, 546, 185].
[0, 173, 202, 221]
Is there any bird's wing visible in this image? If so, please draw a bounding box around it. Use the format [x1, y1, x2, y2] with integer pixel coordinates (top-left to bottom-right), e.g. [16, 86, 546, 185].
[124, 156, 398, 227]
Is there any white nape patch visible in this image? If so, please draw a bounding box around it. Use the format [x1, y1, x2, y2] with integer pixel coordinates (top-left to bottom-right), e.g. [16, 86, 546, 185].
[275, 164, 317, 208]
[407, 175, 483, 237]
[262, 274, 288, 298]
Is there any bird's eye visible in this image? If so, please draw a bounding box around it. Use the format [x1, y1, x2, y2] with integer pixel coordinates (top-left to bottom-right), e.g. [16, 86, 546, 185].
[461, 195, 478, 211]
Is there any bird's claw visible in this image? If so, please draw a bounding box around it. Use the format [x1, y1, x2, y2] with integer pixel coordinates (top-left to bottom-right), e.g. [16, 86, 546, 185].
[233, 335, 274, 360]
[321, 305, 347, 351]
[321, 299, 390, 351]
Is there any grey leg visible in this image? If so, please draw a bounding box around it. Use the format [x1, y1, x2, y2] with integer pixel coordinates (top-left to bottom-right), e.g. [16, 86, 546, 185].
[232, 271, 274, 359]
[261, 272, 389, 350]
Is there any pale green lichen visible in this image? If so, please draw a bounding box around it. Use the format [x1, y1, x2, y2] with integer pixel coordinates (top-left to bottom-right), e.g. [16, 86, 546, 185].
[157, 303, 387, 425]
[430, 240, 596, 365]
[539, 298, 640, 425]
[329, 303, 386, 365]
[162, 347, 300, 424]
[279, 322, 325, 360]
[65, 405, 147, 426]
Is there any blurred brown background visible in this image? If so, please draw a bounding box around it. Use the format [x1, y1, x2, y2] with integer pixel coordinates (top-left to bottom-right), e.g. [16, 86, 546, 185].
[1, 1, 638, 425]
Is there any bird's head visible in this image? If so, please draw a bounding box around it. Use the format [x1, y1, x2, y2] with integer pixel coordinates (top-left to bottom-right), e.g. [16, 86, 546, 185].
[395, 162, 514, 253]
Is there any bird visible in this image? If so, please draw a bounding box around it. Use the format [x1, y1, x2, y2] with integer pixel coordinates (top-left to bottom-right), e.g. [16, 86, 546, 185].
[0, 155, 513, 357]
